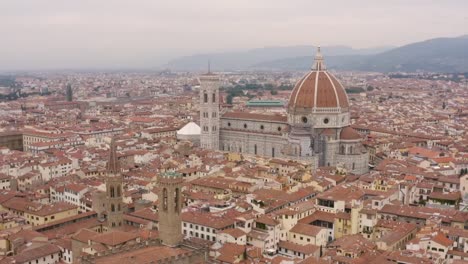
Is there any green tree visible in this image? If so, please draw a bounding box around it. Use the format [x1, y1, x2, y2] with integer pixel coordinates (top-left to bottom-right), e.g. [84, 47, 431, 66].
[226, 94, 233, 104]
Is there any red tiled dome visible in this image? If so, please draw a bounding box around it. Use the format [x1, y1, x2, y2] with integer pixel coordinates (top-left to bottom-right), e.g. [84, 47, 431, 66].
[288, 48, 349, 114]
[340, 126, 361, 140]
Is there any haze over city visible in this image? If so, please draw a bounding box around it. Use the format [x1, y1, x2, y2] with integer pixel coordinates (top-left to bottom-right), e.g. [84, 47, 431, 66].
[0, 1, 468, 264]
[1, 0, 467, 70]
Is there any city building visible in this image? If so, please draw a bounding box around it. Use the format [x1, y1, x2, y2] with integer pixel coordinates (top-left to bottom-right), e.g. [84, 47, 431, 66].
[199, 48, 369, 174]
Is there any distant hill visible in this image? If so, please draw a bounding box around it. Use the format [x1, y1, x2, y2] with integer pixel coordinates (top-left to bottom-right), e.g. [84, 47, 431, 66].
[166, 36, 468, 73]
[254, 36, 468, 72]
[165, 45, 393, 71]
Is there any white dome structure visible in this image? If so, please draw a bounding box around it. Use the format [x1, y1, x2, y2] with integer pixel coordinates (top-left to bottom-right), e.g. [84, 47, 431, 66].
[177, 122, 201, 145]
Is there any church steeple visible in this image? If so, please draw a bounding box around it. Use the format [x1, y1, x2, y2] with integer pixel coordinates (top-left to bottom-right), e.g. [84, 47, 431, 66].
[313, 46, 326, 71]
[105, 137, 124, 228]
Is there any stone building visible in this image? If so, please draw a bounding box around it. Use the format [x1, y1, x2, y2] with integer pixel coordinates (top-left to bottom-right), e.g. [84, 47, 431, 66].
[158, 171, 184, 247]
[0, 131, 23, 151]
[199, 48, 369, 174]
[105, 138, 124, 228]
[199, 72, 220, 150]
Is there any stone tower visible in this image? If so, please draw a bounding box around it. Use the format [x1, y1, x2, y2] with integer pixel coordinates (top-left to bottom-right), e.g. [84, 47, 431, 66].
[199, 70, 220, 150]
[105, 138, 124, 228]
[158, 172, 183, 247]
[66, 83, 73, 102]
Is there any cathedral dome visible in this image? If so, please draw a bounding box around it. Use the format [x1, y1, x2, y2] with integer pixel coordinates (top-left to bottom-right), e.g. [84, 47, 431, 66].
[288, 47, 349, 115]
[340, 126, 361, 140]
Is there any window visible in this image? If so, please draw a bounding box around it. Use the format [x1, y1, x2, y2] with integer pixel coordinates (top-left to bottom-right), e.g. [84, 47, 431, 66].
[254, 144, 257, 155]
[212, 93, 216, 103]
[163, 188, 168, 211]
[227, 122, 231, 127]
[323, 118, 329, 124]
[203, 93, 208, 103]
[278, 126, 282, 132]
[260, 125, 264, 130]
[244, 123, 247, 129]
[302, 116, 308, 123]
[110, 186, 115, 198]
[272, 147, 275, 157]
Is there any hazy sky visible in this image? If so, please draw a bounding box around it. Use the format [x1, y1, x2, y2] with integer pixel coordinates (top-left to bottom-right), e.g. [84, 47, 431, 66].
[1, 0, 467, 71]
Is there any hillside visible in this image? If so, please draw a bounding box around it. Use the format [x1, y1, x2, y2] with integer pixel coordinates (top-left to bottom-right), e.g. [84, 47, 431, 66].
[254, 36, 468, 72]
[164, 45, 392, 71]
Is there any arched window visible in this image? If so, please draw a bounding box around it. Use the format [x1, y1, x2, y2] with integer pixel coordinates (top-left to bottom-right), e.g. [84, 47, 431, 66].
[117, 185, 121, 197]
[212, 93, 216, 103]
[272, 147, 275, 157]
[254, 144, 257, 155]
[174, 188, 180, 212]
[340, 145, 345, 155]
[163, 188, 168, 211]
[111, 204, 115, 212]
[203, 93, 208, 103]
[349, 146, 353, 154]
[110, 186, 115, 198]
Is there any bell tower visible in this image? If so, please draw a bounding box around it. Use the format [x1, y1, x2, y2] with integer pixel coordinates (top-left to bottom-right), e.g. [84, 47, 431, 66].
[105, 137, 124, 228]
[199, 69, 220, 150]
[158, 172, 183, 247]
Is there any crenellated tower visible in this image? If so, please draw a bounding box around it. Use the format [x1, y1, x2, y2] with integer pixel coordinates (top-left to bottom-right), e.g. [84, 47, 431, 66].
[158, 172, 184, 247]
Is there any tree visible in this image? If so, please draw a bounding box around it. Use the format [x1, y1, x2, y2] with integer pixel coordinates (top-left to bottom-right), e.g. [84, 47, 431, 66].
[226, 94, 233, 104]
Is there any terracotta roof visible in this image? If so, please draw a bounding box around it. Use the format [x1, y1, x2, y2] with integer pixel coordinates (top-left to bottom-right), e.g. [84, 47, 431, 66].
[94, 245, 190, 264]
[72, 228, 99, 243]
[255, 215, 279, 226]
[288, 65, 349, 112]
[340, 126, 362, 140]
[278, 240, 320, 255]
[90, 231, 139, 246]
[219, 228, 246, 238]
[14, 243, 61, 263]
[432, 232, 454, 247]
[290, 223, 324, 237]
